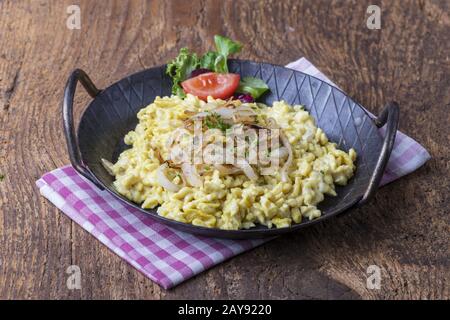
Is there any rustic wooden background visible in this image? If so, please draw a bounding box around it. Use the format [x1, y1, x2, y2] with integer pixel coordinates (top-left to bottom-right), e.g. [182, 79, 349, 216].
[0, 0, 448, 299]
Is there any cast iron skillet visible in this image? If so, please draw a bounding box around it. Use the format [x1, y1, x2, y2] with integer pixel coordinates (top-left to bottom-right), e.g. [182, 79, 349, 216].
[62, 59, 399, 239]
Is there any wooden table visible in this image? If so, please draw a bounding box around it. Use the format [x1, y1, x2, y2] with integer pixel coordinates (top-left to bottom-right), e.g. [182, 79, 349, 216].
[0, 0, 448, 299]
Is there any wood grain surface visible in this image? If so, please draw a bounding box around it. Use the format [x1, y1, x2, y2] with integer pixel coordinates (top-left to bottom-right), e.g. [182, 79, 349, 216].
[0, 0, 448, 299]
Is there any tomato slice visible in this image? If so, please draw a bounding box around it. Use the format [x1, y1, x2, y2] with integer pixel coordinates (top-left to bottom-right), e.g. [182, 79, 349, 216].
[181, 72, 240, 101]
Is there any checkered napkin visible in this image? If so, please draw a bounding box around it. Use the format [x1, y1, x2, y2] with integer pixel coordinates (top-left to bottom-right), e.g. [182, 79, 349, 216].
[36, 58, 430, 289]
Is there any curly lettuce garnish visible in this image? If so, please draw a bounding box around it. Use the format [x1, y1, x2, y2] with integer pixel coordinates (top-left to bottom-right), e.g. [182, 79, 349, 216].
[166, 48, 199, 96]
[199, 51, 218, 70]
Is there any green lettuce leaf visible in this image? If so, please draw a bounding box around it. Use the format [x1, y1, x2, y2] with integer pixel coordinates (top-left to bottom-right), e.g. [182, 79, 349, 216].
[212, 35, 242, 73]
[237, 77, 270, 99]
[199, 51, 219, 70]
[214, 35, 242, 58]
[166, 48, 199, 96]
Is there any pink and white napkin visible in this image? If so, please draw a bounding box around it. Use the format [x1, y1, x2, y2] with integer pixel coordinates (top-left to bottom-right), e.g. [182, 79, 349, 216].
[36, 58, 431, 289]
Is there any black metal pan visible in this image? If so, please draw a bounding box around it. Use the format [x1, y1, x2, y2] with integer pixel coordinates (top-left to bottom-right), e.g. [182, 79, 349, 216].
[63, 60, 399, 239]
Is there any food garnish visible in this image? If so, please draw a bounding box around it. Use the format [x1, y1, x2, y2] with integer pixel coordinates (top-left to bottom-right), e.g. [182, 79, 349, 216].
[181, 72, 240, 101]
[237, 77, 269, 100]
[166, 35, 269, 100]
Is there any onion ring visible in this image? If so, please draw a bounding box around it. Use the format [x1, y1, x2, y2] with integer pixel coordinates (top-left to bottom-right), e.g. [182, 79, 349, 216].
[156, 163, 181, 192]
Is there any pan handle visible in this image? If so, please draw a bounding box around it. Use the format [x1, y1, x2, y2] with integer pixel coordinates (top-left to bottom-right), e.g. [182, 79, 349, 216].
[357, 101, 399, 206]
[62, 69, 104, 190]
